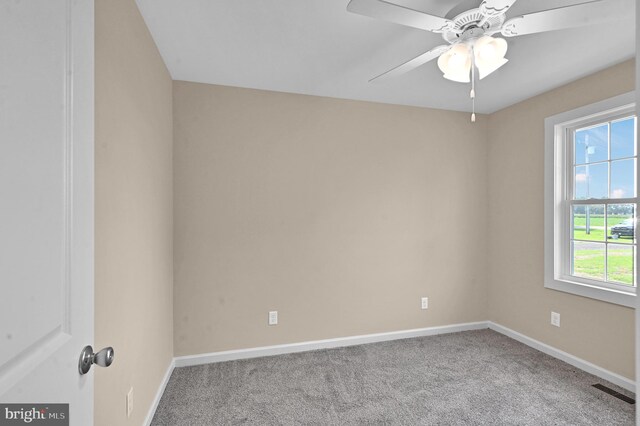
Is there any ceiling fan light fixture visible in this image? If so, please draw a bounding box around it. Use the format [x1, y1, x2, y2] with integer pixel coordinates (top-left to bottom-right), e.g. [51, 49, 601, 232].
[474, 36, 507, 62]
[437, 44, 471, 83]
[473, 36, 508, 79]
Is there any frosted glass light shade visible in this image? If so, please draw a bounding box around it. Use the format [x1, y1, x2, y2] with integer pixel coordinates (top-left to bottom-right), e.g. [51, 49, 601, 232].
[473, 36, 508, 80]
[437, 44, 471, 83]
[477, 57, 508, 79]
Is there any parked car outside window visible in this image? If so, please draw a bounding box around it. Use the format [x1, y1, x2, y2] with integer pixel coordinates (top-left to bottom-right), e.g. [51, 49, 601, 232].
[610, 218, 635, 238]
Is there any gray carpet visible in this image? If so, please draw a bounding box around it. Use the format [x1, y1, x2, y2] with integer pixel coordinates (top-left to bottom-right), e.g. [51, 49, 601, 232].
[151, 329, 635, 425]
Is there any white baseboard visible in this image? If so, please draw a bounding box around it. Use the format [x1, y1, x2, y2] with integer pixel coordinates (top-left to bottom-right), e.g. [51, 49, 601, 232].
[488, 321, 635, 392]
[143, 358, 175, 426]
[173, 321, 490, 368]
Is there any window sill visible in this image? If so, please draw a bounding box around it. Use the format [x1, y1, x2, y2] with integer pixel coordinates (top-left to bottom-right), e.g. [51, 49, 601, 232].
[544, 278, 635, 308]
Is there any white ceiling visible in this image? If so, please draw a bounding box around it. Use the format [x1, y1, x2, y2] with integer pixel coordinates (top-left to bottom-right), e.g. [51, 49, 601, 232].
[136, 0, 635, 114]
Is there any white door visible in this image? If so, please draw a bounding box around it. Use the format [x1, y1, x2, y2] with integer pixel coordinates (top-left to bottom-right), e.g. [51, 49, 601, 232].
[0, 0, 95, 425]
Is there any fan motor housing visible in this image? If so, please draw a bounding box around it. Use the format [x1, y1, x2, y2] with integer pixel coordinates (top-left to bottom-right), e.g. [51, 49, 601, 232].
[442, 8, 505, 44]
[460, 26, 485, 41]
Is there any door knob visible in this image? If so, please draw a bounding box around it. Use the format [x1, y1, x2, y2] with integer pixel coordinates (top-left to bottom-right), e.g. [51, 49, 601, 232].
[78, 345, 114, 375]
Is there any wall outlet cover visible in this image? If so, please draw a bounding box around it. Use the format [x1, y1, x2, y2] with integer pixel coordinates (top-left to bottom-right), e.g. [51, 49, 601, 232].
[268, 311, 278, 326]
[421, 297, 429, 310]
[551, 312, 560, 327]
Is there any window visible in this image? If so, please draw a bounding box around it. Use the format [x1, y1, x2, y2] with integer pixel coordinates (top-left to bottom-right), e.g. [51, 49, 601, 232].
[545, 92, 637, 307]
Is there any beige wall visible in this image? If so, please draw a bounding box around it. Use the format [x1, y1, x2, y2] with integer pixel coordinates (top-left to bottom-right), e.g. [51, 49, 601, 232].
[487, 59, 636, 380]
[173, 82, 489, 356]
[95, 0, 173, 425]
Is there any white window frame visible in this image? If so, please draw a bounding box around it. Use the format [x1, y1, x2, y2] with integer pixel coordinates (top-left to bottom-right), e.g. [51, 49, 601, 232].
[544, 92, 637, 308]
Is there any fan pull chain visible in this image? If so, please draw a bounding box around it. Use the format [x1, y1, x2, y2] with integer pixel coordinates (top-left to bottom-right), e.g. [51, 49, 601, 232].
[470, 46, 476, 123]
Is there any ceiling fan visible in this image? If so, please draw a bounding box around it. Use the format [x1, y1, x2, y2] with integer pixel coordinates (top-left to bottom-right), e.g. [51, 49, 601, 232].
[346, 0, 625, 121]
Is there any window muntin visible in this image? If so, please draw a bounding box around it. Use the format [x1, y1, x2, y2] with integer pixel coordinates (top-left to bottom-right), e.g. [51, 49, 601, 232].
[566, 115, 637, 289]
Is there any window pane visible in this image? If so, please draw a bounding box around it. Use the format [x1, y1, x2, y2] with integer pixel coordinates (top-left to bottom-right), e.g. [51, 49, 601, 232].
[607, 204, 635, 244]
[573, 205, 605, 241]
[572, 241, 605, 281]
[607, 244, 634, 286]
[574, 166, 587, 199]
[574, 163, 608, 199]
[610, 158, 635, 199]
[575, 123, 608, 165]
[611, 117, 636, 160]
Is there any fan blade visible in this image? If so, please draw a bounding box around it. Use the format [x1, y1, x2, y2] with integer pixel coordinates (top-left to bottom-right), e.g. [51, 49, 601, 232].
[479, 0, 518, 17]
[370, 45, 452, 82]
[501, 0, 624, 37]
[347, 0, 454, 33]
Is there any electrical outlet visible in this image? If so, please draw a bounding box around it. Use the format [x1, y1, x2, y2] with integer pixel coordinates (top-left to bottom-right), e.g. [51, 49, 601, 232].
[421, 297, 429, 310]
[268, 311, 278, 326]
[551, 312, 560, 327]
[126, 387, 134, 418]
